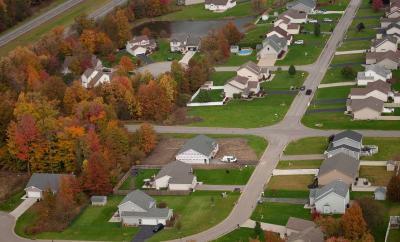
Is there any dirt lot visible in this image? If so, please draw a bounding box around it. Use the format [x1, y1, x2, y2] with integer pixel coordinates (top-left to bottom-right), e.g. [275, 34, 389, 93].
[0, 172, 28, 201]
[143, 138, 258, 165]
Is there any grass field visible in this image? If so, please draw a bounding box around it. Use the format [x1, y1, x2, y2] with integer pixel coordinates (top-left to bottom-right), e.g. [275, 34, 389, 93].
[251, 202, 311, 225]
[363, 137, 400, 161]
[211, 71, 236, 86]
[359, 166, 394, 186]
[239, 25, 271, 48]
[266, 175, 314, 191]
[263, 189, 309, 198]
[120, 169, 159, 190]
[149, 39, 183, 62]
[338, 40, 372, 51]
[321, 66, 362, 84]
[0, 190, 25, 212]
[214, 228, 259, 242]
[16, 196, 139, 241]
[192, 89, 224, 103]
[284, 137, 328, 155]
[276, 160, 323, 169]
[346, 28, 376, 39]
[262, 71, 307, 90]
[221, 51, 258, 66]
[331, 53, 365, 65]
[195, 167, 255, 185]
[315, 85, 352, 99]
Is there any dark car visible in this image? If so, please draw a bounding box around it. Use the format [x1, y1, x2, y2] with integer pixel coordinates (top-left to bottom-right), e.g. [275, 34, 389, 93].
[153, 223, 164, 233]
[305, 89, 312, 95]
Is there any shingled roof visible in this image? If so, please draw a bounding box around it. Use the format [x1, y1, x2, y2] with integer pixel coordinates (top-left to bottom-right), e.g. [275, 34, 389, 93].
[177, 135, 217, 157]
[318, 153, 360, 180]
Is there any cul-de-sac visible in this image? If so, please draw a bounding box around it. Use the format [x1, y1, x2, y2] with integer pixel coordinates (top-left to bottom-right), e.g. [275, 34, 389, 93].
[1, 0, 400, 241]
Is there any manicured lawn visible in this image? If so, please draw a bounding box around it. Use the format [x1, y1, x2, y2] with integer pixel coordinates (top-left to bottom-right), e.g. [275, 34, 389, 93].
[350, 191, 374, 200]
[16, 196, 139, 241]
[158, 2, 255, 21]
[363, 137, 400, 161]
[0, 190, 25, 212]
[192, 89, 224, 103]
[149, 39, 183, 62]
[214, 228, 259, 242]
[388, 229, 400, 242]
[346, 28, 376, 39]
[119, 169, 159, 190]
[350, 17, 380, 28]
[284, 137, 328, 155]
[211, 71, 236, 86]
[321, 66, 362, 84]
[239, 25, 270, 48]
[276, 34, 329, 66]
[263, 190, 309, 198]
[221, 51, 258, 66]
[338, 40, 372, 51]
[148, 191, 240, 241]
[251, 202, 311, 225]
[356, 8, 384, 17]
[195, 167, 255, 185]
[276, 160, 323, 169]
[266, 175, 314, 191]
[320, 0, 349, 11]
[262, 71, 307, 90]
[359, 166, 394, 186]
[315, 85, 352, 99]
[331, 53, 365, 65]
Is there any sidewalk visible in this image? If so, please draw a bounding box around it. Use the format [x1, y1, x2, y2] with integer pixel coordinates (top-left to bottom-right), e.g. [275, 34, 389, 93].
[318, 81, 356, 88]
[241, 219, 286, 238]
[280, 154, 325, 161]
[196, 184, 245, 191]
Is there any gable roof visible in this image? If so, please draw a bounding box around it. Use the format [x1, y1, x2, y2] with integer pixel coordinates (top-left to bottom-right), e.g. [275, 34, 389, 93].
[205, 0, 230, 5]
[120, 190, 155, 210]
[365, 64, 391, 78]
[349, 96, 385, 113]
[238, 61, 268, 76]
[327, 143, 361, 153]
[287, 225, 324, 242]
[287, 0, 316, 9]
[270, 26, 291, 39]
[286, 217, 316, 232]
[332, 130, 363, 143]
[177, 135, 217, 157]
[262, 34, 287, 52]
[350, 80, 391, 96]
[373, 35, 397, 48]
[226, 76, 250, 90]
[280, 9, 307, 20]
[366, 50, 400, 63]
[25, 173, 72, 192]
[155, 161, 195, 184]
[318, 153, 360, 180]
[129, 35, 150, 43]
[312, 180, 349, 202]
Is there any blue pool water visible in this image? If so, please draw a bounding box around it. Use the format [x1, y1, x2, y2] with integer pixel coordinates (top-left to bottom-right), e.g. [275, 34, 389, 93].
[238, 48, 253, 56]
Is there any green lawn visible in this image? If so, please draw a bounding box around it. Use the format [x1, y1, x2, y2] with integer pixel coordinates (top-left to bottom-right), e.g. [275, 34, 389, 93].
[321, 66, 362, 84]
[346, 28, 376, 39]
[195, 167, 254, 185]
[276, 160, 323, 169]
[388, 229, 400, 242]
[359, 166, 394, 186]
[331, 53, 365, 65]
[276, 34, 329, 66]
[363, 137, 400, 161]
[284, 137, 328, 155]
[262, 71, 307, 90]
[16, 196, 139, 241]
[266, 175, 314, 191]
[148, 191, 240, 241]
[263, 190, 309, 198]
[251, 202, 311, 225]
[320, 0, 349, 11]
[192, 89, 224, 103]
[221, 51, 258, 66]
[239, 25, 270, 48]
[350, 17, 381, 28]
[119, 169, 159, 190]
[211, 71, 236, 86]
[315, 85, 352, 99]
[149, 39, 183, 62]
[157, 2, 256, 21]
[356, 8, 384, 17]
[338, 40, 372, 51]
[0, 190, 25, 212]
[214, 228, 259, 242]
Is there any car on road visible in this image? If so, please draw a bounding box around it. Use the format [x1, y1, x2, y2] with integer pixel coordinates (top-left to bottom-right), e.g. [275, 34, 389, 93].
[323, 18, 333, 22]
[300, 86, 306, 91]
[294, 40, 304, 45]
[306, 89, 312, 95]
[153, 223, 164, 233]
[308, 19, 318, 23]
[221, 155, 237, 163]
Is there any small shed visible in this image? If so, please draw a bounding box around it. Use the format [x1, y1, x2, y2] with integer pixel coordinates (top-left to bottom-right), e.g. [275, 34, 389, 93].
[261, 11, 269, 21]
[230, 45, 239, 53]
[387, 160, 396, 171]
[91, 196, 107, 206]
[374, 187, 387, 201]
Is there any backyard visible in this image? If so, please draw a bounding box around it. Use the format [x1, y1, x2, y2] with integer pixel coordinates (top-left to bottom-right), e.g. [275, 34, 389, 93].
[266, 175, 314, 192]
[262, 71, 307, 90]
[359, 166, 394, 186]
[191, 89, 224, 103]
[239, 25, 270, 48]
[119, 169, 159, 190]
[321, 66, 362, 84]
[251, 202, 311, 225]
[284, 137, 328, 155]
[195, 167, 255, 185]
[211, 71, 236, 86]
[331, 53, 365, 65]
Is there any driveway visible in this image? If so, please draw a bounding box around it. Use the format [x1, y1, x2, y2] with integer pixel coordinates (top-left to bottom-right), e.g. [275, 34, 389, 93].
[196, 184, 245, 192]
[136, 62, 172, 76]
[132, 225, 155, 242]
[10, 198, 36, 219]
[261, 197, 308, 205]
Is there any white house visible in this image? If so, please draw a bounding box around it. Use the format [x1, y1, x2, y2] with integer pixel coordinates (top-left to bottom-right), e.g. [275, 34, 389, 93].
[309, 180, 350, 214]
[154, 161, 197, 191]
[387, 9, 400, 19]
[25, 173, 73, 199]
[170, 34, 201, 53]
[266, 27, 293, 45]
[371, 36, 398, 53]
[357, 64, 392, 86]
[126, 35, 157, 57]
[224, 76, 260, 98]
[81, 68, 112, 89]
[118, 190, 173, 226]
[204, 0, 236, 12]
[175, 135, 219, 164]
[237, 61, 270, 81]
[257, 34, 288, 60]
[325, 130, 363, 160]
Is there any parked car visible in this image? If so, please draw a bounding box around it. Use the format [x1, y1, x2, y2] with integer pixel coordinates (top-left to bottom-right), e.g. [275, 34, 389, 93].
[306, 89, 312, 95]
[300, 86, 306, 91]
[323, 18, 333, 22]
[294, 40, 304, 45]
[221, 155, 237, 163]
[308, 19, 318, 23]
[153, 223, 164, 233]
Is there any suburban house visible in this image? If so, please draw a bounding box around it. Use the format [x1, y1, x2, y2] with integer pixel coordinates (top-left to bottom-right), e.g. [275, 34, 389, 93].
[390, 0, 400, 13]
[286, 0, 316, 13]
[309, 180, 350, 214]
[126, 35, 157, 57]
[266, 26, 293, 45]
[382, 23, 400, 37]
[366, 50, 400, 70]
[62, 55, 102, 75]
[153, 161, 197, 191]
[257, 34, 288, 60]
[325, 130, 363, 160]
[274, 17, 300, 35]
[370, 36, 398, 53]
[349, 80, 391, 102]
[204, 0, 236, 12]
[381, 17, 400, 28]
[175, 135, 219, 164]
[386, 9, 400, 19]
[375, 187, 387, 200]
[286, 217, 324, 242]
[223, 75, 260, 98]
[118, 190, 173, 226]
[237, 61, 270, 81]
[279, 10, 308, 24]
[25, 173, 73, 199]
[81, 68, 112, 89]
[317, 153, 360, 186]
[356, 64, 392, 86]
[170, 34, 201, 53]
[347, 96, 385, 120]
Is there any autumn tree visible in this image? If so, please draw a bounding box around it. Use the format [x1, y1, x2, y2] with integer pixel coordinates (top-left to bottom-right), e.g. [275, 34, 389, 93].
[135, 123, 157, 155]
[146, 0, 162, 17]
[171, 60, 189, 94]
[73, 14, 95, 35]
[264, 230, 284, 242]
[387, 174, 400, 202]
[63, 81, 91, 115]
[357, 197, 384, 231]
[315, 216, 342, 238]
[158, 73, 177, 104]
[372, 0, 383, 11]
[82, 155, 113, 195]
[222, 22, 244, 45]
[340, 202, 368, 240]
[118, 56, 135, 75]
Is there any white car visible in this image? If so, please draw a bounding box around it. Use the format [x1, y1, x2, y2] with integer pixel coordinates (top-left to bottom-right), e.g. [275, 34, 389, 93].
[294, 40, 304, 45]
[221, 156, 237, 163]
[323, 18, 333, 22]
[308, 19, 318, 23]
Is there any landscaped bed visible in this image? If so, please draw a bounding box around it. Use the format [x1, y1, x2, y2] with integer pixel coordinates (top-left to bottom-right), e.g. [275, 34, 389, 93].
[194, 167, 255, 185]
[251, 202, 311, 225]
[276, 160, 323, 169]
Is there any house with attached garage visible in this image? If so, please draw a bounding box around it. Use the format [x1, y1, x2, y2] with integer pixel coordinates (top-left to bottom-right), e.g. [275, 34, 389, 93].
[274, 17, 300, 35]
[346, 96, 385, 120]
[81, 68, 112, 89]
[366, 50, 400, 70]
[325, 130, 363, 160]
[377, 24, 400, 43]
[317, 153, 360, 186]
[267, 27, 293, 45]
[175, 135, 219, 164]
[390, 0, 400, 13]
[237, 61, 270, 81]
[257, 34, 288, 60]
[381, 17, 400, 28]
[286, 0, 316, 14]
[118, 190, 173, 226]
[279, 10, 308, 24]
[286, 217, 324, 242]
[370, 36, 398, 53]
[309, 180, 350, 214]
[126, 35, 157, 57]
[25, 173, 74, 199]
[153, 161, 197, 191]
[349, 80, 391, 102]
[204, 0, 236, 12]
[223, 76, 260, 98]
[62, 55, 102, 75]
[357, 64, 392, 86]
[170, 34, 201, 53]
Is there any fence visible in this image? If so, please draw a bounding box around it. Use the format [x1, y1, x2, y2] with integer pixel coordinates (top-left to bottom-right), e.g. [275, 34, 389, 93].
[272, 169, 319, 176]
[384, 103, 400, 107]
[187, 86, 226, 107]
[113, 168, 133, 193]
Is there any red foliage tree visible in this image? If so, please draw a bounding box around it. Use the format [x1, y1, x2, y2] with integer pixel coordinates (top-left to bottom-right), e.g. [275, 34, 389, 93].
[372, 0, 383, 11]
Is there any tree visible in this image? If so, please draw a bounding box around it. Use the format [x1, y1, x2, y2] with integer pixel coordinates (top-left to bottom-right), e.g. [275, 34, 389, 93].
[387, 174, 400, 202]
[251, 0, 267, 12]
[315, 216, 342, 238]
[372, 0, 383, 11]
[357, 197, 384, 230]
[254, 221, 264, 240]
[146, 0, 162, 17]
[118, 56, 135, 75]
[159, 73, 177, 103]
[222, 22, 244, 45]
[73, 14, 95, 35]
[314, 23, 321, 36]
[356, 22, 365, 32]
[341, 66, 356, 79]
[264, 231, 284, 242]
[135, 123, 157, 155]
[171, 60, 189, 93]
[82, 155, 113, 195]
[288, 65, 296, 75]
[340, 202, 368, 240]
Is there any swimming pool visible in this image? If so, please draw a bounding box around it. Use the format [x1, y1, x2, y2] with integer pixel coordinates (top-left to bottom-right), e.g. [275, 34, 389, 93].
[238, 48, 253, 56]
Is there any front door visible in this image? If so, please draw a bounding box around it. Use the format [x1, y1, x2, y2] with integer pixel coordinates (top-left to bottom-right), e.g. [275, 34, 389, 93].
[138, 219, 142, 225]
[323, 205, 331, 214]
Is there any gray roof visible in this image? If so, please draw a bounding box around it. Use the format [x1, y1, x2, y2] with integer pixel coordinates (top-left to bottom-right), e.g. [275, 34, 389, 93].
[156, 161, 195, 184]
[365, 64, 392, 78]
[287, 225, 324, 242]
[25, 173, 72, 192]
[287, 0, 316, 9]
[178, 135, 217, 156]
[120, 190, 155, 210]
[327, 143, 361, 153]
[91, 196, 107, 203]
[373, 36, 397, 48]
[349, 96, 385, 113]
[121, 207, 171, 218]
[286, 217, 315, 232]
[281, 9, 307, 19]
[262, 34, 287, 53]
[311, 180, 349, 202]
[318, 153, 360, 179]
[375, 187, 387, 194]
[333, 130, 363, 143]
[239, 61, 268, 76]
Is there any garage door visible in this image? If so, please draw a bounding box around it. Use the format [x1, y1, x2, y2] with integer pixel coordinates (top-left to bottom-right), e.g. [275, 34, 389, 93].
[141, 218, 158, 225]
[27, 191, 41, 198]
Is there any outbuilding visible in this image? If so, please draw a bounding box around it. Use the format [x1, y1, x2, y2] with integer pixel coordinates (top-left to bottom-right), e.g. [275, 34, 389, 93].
[91, 196, 108, 206]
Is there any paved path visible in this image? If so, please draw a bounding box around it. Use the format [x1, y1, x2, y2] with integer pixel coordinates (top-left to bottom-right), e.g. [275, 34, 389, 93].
[262, 197, 308, 205]
[241, 219, 286, 237]
[280, 154, 325, 161]
[136, 61, 172, 76]
[196, 184, 245, 191]
[318, 81, 356, 88]
[9, 198, 36, 219]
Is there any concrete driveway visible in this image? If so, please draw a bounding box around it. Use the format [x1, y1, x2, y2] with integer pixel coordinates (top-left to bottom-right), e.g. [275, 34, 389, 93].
[132, 225, 155, 242]
[136, 62, 172, 76]
[10, 198, 36, 219]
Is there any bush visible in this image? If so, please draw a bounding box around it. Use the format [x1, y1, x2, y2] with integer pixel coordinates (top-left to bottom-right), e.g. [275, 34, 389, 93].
[341, 66, 356, 79]
[158, 201, 167, 208]
[233, 93, 242, 99]
[288, 65, 296, 75]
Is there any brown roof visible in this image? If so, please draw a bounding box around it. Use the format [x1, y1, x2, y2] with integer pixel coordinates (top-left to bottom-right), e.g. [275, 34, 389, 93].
[366, 50, 400, 63]
[288, 226, 324, 242]
[286, 217, 316, 232]
[373, 36, 397, 48]
[281, 9, 307, 20]
[350, 80, 391, 96]
[381, 17, 400, 23]
[248, 81, 259, 89]
[350, 96, 385, 113]
[270, 26, 291, 38]
[288, 23, 300, 29]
